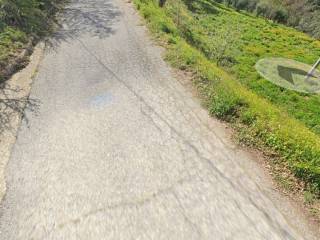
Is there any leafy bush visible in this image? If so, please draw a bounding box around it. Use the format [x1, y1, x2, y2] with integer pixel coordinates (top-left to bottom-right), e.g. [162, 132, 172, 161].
[272, 8, 288, 23]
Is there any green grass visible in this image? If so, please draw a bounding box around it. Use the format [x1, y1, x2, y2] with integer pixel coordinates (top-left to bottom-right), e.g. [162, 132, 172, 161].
[165, 0, 320, 136]
[0, 0, 62, 82]
[0, 27, 28, 77]
[0, 27, 28, 82]
[133, 0, 320, 195]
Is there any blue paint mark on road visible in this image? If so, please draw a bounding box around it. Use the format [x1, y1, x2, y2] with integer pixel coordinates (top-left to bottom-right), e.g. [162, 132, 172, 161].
[89, 92, 114, 108]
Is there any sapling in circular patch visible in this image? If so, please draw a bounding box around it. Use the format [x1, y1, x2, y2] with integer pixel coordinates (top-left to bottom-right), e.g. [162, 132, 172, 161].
[255, 57, 320, 94]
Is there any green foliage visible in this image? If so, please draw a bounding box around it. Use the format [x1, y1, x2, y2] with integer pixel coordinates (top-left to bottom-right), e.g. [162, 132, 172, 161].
[133, 0, 320, 195]
[0, 26, 27, 63]
[0, 0, 62, 81]
[167, 0, 320, 137]
[304, 190, 316, 204]
[0, 0, 62, 34]
[208, 87, 243, 119]
[217, 0, 320, 39]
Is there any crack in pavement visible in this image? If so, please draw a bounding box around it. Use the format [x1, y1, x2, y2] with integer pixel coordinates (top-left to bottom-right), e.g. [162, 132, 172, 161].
[46, 174, 197, 238]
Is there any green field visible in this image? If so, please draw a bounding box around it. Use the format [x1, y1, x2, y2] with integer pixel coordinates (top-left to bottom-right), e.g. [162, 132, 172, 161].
[165, 0, 320, 136]
[133, 0, 320, 197]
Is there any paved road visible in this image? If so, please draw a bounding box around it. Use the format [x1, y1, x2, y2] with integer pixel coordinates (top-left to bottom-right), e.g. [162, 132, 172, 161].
[0, 0, 311, 239]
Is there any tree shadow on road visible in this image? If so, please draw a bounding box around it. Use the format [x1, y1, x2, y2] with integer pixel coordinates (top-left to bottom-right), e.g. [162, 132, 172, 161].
[47, 0, 122, 50]
[0, 82, 40, 135]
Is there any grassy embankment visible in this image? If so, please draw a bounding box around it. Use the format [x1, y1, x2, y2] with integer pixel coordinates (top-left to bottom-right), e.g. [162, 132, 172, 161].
[0, 26, 28, 81]
[133, 0, 320, 200]
[0, 0, 62, 81]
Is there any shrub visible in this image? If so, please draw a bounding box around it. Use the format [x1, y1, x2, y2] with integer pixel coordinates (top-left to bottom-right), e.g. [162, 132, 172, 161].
[0, 0, 62, 35]
[235, 0, 249, 11]
[273, 8, 288, 23]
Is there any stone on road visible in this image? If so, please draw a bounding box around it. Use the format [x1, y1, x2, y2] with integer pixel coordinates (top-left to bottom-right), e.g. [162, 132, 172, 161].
[0, 0, 311, 239]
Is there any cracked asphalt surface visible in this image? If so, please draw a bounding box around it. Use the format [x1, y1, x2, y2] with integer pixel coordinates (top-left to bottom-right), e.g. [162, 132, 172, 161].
[0, 0, 313, 239]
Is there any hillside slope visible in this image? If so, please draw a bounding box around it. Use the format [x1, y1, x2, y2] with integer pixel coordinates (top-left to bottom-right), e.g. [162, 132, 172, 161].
[133, 0, 320, 205]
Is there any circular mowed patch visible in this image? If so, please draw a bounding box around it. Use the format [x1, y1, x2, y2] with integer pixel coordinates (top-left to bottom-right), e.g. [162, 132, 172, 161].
[255, 57, 320, 94]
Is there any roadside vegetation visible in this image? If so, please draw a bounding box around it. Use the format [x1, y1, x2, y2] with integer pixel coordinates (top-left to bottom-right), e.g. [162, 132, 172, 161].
[159, 0, 320, 39]
[175, 0, 320, 137]
[218, 0, 320, 39]
[0, 0, 63, 133]
[0, 27, 28, 81]
[133, 0, 320, 206]
[0, 0, 62, 81]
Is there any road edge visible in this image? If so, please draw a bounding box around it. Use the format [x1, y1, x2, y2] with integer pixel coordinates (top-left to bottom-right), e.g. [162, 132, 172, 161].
[0, 42, 45, 203]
